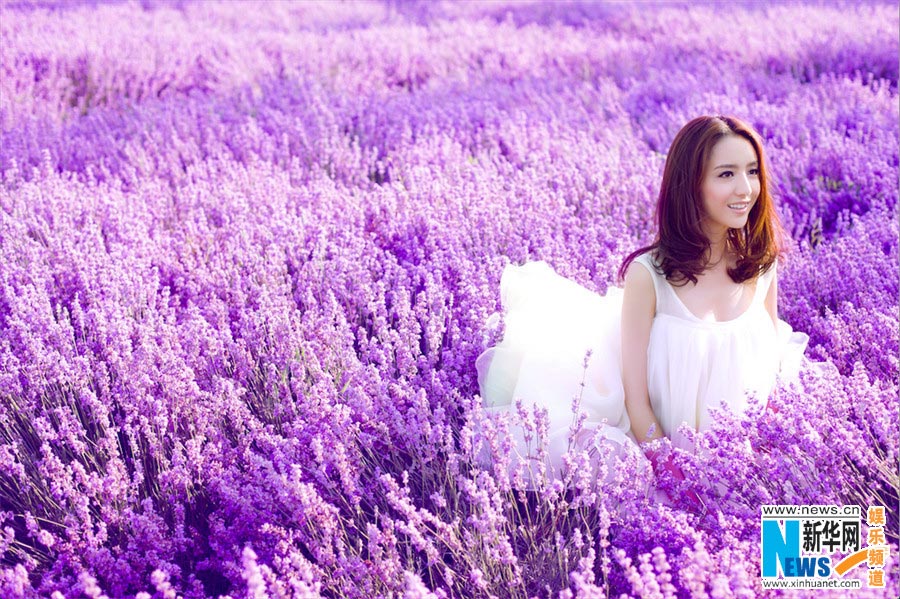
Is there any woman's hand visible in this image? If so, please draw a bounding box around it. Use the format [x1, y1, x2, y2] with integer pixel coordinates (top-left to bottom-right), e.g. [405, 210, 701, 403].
[645, 445, 685, 481]
[644, 443, 706, 514]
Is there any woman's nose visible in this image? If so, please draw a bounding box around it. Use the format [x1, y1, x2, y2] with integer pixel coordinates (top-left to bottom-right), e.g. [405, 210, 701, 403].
[735, 172, 752, 196]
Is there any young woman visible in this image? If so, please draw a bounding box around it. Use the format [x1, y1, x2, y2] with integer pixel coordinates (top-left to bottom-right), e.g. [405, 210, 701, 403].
[475, 115, 809, 487]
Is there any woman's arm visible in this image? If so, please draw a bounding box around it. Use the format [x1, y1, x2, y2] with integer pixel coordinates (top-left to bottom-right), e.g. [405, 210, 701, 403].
[621, 261, 702, 509]
[620, 261, 664, 445]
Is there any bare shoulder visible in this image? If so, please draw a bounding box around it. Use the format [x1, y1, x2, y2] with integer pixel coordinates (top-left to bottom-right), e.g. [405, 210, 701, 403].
[623, 257, 655, 292]
[622, 257, 656, 316]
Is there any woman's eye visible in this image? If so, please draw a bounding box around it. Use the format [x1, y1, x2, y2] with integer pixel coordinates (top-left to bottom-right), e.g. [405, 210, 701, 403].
[719, 169, 759, 178]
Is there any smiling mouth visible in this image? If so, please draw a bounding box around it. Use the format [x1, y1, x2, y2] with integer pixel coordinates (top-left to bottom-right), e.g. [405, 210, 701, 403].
[728, 202, 750, 211]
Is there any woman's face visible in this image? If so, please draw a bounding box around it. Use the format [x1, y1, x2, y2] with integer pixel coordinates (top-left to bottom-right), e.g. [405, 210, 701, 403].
[699, 134, 760, 241]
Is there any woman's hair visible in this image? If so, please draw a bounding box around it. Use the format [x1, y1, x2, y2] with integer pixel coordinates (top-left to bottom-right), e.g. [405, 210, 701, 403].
[618, 115, 784, 286]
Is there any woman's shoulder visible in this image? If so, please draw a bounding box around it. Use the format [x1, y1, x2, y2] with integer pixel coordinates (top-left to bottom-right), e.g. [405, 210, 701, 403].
[622, 252, 657, 316]
[630, 251, 664, 278]
[625, 253, 654, 279]
[630, 250, 656, 268]
[623, 251, 661, 298]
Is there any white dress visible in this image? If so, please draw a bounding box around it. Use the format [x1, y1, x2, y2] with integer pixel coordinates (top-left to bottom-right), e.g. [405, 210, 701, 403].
[475, 251, 809, 480]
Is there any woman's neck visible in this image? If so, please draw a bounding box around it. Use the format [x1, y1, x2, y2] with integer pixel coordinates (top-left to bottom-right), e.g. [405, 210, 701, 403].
[705, 230, 730, 269]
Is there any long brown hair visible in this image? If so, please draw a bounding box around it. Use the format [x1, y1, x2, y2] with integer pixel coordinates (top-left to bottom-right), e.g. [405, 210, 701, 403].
[618, 115, 784, 286]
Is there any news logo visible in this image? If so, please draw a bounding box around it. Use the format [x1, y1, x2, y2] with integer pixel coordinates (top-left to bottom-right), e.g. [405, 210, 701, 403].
[760, 505, 889, 590]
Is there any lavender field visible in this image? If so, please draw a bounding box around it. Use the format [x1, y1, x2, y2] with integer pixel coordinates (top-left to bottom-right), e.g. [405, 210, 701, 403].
[1, 0, 898, 597]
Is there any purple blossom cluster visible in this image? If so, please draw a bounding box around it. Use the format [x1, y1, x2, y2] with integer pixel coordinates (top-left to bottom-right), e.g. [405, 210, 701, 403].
[0, 0, 897, 597]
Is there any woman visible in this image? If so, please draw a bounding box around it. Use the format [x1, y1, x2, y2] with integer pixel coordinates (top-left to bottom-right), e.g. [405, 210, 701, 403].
[475, 115, 809, 489]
